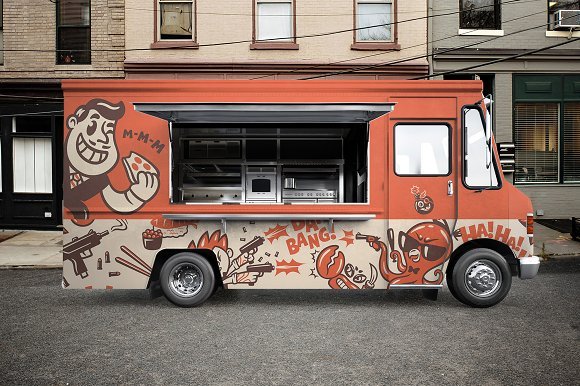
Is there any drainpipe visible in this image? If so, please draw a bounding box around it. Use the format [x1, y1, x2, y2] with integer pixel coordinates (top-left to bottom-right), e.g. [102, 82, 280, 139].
[427, 0, 434, 77]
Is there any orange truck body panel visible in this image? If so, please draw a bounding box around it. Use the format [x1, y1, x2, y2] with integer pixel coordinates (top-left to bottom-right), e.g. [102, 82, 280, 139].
[61, 80, 533, 290]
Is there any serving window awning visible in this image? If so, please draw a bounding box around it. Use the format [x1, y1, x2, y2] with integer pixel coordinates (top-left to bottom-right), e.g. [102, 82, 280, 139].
[133, 103, 395, 124]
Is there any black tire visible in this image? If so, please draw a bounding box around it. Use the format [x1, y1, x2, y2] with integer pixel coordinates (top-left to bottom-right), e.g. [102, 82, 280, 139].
[450, 248, 512, 308]
[445, 258, 458, 299]
[160, 252, 216, 307]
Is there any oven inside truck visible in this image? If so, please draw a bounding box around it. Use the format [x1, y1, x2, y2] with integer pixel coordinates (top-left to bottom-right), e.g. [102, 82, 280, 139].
[134, 103, 394, 205]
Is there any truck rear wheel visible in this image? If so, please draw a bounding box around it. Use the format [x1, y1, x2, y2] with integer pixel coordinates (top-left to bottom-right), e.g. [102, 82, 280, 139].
[160, 252, 216, 307]
[450, 248, 512, 308]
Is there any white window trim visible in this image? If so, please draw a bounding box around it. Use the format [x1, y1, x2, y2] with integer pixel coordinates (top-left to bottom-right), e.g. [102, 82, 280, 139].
[255, 0, 294, 42]
[356, 0, 394, 43]
[546, 30, 580, 37]
[158, 0, 195, 42]
[458, 29, 504, 36]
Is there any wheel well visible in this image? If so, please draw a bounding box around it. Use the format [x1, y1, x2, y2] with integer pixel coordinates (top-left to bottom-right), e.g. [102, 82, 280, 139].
[147, 249, 224, 289]
[447, 239, 519, 276]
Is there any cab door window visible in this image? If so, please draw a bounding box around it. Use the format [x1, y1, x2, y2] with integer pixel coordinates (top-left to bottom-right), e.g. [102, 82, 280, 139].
[394, 123, 451, 176]
[463, 106, 500, 189]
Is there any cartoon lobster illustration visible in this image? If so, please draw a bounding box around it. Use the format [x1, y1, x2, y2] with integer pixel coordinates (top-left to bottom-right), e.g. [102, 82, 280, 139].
[316, 245, 378, 289]
[356, 220, 453, 286]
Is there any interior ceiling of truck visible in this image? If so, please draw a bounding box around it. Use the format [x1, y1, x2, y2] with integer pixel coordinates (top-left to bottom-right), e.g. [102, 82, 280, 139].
[133, 103, 395, 124]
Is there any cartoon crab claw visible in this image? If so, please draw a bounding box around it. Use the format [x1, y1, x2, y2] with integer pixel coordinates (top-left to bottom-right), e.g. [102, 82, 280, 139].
[364, 264, 378, 288]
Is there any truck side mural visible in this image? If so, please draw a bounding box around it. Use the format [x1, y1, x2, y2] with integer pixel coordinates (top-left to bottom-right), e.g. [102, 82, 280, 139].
[62, 80, 540, 307]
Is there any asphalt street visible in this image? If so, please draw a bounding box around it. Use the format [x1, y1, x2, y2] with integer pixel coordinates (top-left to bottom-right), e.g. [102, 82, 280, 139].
[0, 259, 579, 386]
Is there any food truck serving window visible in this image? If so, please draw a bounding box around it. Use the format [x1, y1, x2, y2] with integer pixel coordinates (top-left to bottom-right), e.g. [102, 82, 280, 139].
[394, 124, 451, 176]
[134, 103, 394, 205]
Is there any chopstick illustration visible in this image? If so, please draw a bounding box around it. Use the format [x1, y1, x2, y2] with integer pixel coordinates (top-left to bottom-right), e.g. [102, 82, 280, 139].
[116, 245, 152, 277]
[115, 257, 150, 277]
[120, 245, 152, 271]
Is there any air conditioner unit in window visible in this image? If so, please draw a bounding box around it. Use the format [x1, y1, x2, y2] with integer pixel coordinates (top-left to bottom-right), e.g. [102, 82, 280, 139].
[554, 10, 580, 30]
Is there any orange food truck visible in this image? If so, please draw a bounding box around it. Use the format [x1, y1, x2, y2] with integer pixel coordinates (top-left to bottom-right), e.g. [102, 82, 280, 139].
[61, 80, 540, 308]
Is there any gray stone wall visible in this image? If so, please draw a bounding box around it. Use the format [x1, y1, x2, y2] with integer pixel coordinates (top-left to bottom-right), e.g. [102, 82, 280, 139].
[430, 0, 580, 51]
[430, 0, 580, 219]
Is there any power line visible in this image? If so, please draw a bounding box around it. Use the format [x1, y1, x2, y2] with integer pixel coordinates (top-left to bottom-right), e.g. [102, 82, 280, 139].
[0, 9, 571, 82]
[299, 12, 580, 80]
[250, 8, 546, 80]
[0, 94, 64, 100]
[412, 37, 580, 80]
[0, 110, 64, 117]
[40, 0, 539, 17]
[0, 0, 541, 52]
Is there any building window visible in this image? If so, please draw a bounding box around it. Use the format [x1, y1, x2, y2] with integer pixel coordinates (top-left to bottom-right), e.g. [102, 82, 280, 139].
[159, 0, 194, 40]
[256, 1, 292, 41]
[11, 117, 53, 194]
[356, 0, 393, 42]
[251, 0, 297, 49]
[548, 0, 580, 30]
[352, 0, 399, 50]
[0, 0, 4, 65]
[459, 0, 501, 30]
[563, 102, 580, 182]
[56, 0, 90, 64]
[394, 124, 450, 176]
[514, 103, 560, 183]
[56, 0, 91, 64]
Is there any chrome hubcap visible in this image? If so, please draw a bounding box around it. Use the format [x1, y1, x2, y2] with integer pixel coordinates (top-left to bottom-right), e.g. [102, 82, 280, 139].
[169, 263, 204, 298]
[464, 260, 501, 298]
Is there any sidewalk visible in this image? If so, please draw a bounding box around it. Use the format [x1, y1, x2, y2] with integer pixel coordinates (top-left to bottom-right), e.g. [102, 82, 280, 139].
[533, 222, 579, 258]
[0, 223, 578, 268]
[0, 230, 62, 268]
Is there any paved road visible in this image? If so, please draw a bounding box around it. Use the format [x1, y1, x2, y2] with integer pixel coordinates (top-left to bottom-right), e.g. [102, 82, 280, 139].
[1, 260, 579, 386]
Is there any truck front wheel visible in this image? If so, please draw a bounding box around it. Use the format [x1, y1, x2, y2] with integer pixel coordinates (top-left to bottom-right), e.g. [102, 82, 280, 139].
[160, 252, 216, 307]
[450, 248, 512, 308]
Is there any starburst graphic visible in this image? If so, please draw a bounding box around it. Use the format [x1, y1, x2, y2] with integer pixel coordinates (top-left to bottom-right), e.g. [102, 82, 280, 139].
[264, 224, 289, 243]
[340, 230, 355, 247]
[275, 259, 304, 275]
[309, 268, 318, 279]
[311, 250, 319, 263]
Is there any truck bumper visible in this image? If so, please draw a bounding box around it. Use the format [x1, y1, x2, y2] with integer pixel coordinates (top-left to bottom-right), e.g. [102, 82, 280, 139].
[519, 256, 540, 279]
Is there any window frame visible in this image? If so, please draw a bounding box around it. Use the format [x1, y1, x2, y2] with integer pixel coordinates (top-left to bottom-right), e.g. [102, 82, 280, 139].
[393, 122, 452, 177]
[152, 0, 198, 49]
[10, 115, 55, 195]
[513, 100, 580, 185]
[562, 101, 580, 183]
[352, 0, 400, 51]
[461, 104, 502, 190]
[459, 0, 502, 31]
[55, 0, 91, 65]
[513, 102, 560, 185]
[251, 0, 298, 50]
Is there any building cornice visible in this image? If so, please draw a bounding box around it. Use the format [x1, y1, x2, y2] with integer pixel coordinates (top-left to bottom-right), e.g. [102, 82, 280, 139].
[123, 60, 429, 77]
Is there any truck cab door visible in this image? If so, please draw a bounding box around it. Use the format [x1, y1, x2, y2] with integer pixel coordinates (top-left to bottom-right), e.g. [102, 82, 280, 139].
[386, 121, 457, 286]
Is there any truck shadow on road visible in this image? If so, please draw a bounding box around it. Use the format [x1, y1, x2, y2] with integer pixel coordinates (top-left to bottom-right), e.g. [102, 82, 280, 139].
[68, 287, 470, 309]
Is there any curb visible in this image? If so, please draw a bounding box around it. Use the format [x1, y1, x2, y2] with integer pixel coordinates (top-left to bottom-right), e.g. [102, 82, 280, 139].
[0, 265, 63, 270]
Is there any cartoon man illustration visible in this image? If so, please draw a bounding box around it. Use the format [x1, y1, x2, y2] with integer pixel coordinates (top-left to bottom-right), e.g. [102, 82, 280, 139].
[65, 99, 159, 225]
[188, 231, 268, 286]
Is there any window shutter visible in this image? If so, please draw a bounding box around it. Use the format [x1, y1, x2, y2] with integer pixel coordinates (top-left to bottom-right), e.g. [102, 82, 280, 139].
[514, 103, 559, 183]
[563, 102, 580, 183]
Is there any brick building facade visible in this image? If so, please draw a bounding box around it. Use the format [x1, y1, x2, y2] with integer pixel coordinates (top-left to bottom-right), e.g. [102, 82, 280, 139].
[124, 0, 428, 79]
[0, 0, 124, 228]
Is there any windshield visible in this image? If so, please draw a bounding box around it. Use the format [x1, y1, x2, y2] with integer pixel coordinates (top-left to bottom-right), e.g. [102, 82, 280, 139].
[463, 105, 500, 189]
